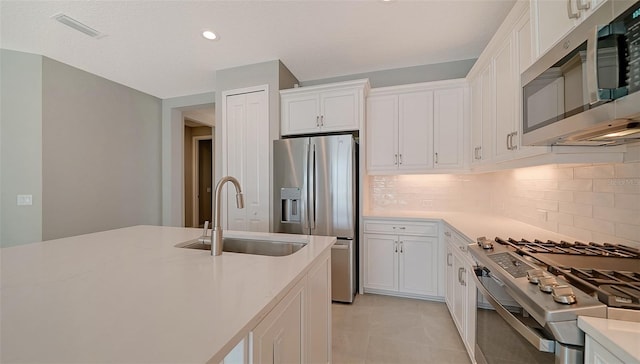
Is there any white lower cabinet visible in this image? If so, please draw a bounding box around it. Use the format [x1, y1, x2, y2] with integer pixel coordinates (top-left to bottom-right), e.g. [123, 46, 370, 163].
[444, 225, 476, 361]
[223, 251, 330, 364]
[364, 219, 442, 299]
[585, 335, 624, 364]
[252, 280, 304, 364]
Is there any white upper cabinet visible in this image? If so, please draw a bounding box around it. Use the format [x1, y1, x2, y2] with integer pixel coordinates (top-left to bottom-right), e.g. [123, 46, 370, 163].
[434, 87, 465, 169]
[533, 0, 606, 58]
[467, 2, 548, 169]
[366, 80, 467, 174]
[398, 91, 434, 170]
[280, 79, 368, 136]
[494, 35, 517, 161]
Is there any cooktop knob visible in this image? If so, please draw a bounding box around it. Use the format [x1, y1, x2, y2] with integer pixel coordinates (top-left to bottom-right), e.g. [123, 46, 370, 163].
[538, 276, 558, 293]
[477, 237, 494, 250]
[526, 269, 546, 284]
[552, 285, 577, 304]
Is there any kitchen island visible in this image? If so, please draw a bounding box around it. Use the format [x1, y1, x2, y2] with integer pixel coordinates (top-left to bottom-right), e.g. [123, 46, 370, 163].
[0, 225, 335, 363]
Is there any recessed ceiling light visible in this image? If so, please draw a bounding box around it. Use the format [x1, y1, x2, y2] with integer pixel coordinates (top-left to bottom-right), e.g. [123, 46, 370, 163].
[202, 30, 217, 40]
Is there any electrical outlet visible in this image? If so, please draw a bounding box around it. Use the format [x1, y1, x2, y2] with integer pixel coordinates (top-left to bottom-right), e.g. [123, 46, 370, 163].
[17, 194, 32, 206]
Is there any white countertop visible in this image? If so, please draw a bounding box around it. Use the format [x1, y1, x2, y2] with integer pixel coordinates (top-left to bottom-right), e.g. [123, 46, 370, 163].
[578, 316, 640, 364]
[0, 226, 335, 363]
[364, 210, 580, 243]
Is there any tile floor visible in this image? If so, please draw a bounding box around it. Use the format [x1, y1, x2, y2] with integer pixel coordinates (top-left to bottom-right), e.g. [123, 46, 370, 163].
[332, 294, 472, 364]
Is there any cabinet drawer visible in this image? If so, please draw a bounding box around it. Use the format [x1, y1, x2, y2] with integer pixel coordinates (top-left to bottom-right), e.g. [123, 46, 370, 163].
[364, 220, 438, 236]
[443, 225, 473, 253]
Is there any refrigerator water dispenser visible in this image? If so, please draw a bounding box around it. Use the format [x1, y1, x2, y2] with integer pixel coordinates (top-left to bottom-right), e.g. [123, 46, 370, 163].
[280, 187, 301, 223]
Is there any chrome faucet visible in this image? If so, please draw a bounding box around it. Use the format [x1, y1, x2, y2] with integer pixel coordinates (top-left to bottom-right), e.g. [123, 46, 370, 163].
[211, 176, 244, 256]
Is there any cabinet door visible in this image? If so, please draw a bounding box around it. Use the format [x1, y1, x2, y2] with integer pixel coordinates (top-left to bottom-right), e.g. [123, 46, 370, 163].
[480, 64, 494, 162]
[252, 282, 303, 364]
[398, 236, 439, 296]
[305, 254, 331, 364]
[367, 95, 399, 172]
[281, 92, 320, 135]
[494, 37, 517, 160]
[364, 234, 398, 291]
[398, 91, 433, 171]
[433, 88, 464, 169]
[452, 252, 467, 336]
[534, 0, 576, 57]
[320, 88, 360, 132]
[444, 243, 456, 312]
[470, 76, 483, 164]
[464, 265, 476, 357]
[225, 90, 269, 232]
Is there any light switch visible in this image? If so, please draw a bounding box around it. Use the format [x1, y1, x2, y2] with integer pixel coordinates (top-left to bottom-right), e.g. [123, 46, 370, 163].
[17, 194, 33, 206]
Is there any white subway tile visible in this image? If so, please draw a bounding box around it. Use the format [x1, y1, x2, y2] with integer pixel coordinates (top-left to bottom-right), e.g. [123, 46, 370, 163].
[616, 223, 640, 241]
[573, 191, 614, 207]
[593, 206, 640, 225]
[573, 216, 615, 235]
[614, 193, 640, 210]
[614, 162, 640, 178]
[558, 179, 592, 192]
[593, 179, 640, 193]
[559, 224, 593, 242]
[559, 201, 593, 217]
[535, 199, 559, 211]
[547, 212, 574, 226]
[591, 232, 631, 245]
[543, 190, 573, 202]
[573, 165, 615, 179]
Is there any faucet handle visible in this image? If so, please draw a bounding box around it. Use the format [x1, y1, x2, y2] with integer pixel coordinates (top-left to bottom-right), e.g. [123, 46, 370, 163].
[203, 221, 209, 236]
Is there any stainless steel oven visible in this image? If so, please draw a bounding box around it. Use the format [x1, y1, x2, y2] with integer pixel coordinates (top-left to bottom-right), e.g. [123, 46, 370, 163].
[474, 272, 560, 364]
[469, 239, 608, 364]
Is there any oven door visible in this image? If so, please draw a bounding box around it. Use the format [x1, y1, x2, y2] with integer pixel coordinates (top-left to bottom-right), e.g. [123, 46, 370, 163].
[474, 273, 557, 364]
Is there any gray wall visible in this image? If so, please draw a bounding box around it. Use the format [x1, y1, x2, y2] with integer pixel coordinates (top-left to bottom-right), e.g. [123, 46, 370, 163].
[41, 57, 162, 240]
[0, 50, 43, 247]
[300, 59, 476, 88]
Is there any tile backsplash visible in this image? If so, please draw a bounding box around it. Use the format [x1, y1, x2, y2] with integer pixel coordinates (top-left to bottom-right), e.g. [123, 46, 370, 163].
[368, 162, 640, 245]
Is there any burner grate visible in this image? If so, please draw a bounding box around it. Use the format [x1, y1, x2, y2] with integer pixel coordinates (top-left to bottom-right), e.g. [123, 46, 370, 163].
[495, 237, 640, 258]
[564, 268, 640, 309]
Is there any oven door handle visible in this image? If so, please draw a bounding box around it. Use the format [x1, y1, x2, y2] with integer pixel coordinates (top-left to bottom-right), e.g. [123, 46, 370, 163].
[474, 274, 556, 353]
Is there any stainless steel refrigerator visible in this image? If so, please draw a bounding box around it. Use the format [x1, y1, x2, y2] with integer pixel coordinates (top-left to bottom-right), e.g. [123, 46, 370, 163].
[273, 134, 357, 303]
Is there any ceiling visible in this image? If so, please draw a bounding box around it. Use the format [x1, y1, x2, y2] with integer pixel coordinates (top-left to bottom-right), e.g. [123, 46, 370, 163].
[0, 0, 516, 99]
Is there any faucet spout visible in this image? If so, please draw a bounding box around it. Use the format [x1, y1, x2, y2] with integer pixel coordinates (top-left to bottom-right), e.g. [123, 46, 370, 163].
[212, 176, 244, 256]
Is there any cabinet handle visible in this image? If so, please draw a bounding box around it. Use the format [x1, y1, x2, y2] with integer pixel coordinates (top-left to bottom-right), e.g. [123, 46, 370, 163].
[320, 115, 324, 126]
[567, 0, 580, 19]
[447, 253, 452, 267]
[316, 116, 320, 127]
[576, 0, 590, 10]
[459, 245, 467, 253]
[398, 154, 403, 165]
[512, 132, 518, 150]
[400, 241, 404, 253]
[398, 226, 406, 230]
[435, 152, 439, 164]
[459, 268, 467, 286]
[445, 231, 451, 237]
[394, 154, 398, 165]
[394, 242, 398, 253]
[506, 133, 511, 150]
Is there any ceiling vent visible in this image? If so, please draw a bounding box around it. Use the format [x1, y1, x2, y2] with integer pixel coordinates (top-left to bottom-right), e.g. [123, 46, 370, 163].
[51, 13, 105, 39]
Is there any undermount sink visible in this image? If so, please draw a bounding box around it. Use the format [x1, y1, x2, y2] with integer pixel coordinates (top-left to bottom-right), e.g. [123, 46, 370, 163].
[176, 237, 307, 257]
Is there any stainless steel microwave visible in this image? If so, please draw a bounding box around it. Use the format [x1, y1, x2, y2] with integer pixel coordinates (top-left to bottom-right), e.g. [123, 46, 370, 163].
[522, 0, 640, 146]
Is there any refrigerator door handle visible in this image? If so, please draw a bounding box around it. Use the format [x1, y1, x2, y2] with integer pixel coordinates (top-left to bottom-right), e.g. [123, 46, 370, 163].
[308, 143, 316, 230]
[301, 142, 310, 231]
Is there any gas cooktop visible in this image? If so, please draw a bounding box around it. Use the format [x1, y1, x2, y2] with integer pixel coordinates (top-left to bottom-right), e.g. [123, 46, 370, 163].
[486, 237, 640, 311]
